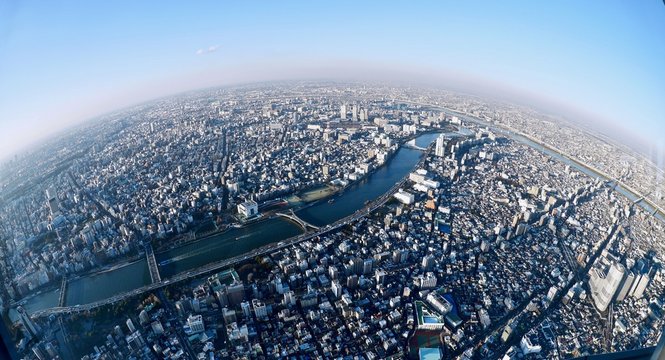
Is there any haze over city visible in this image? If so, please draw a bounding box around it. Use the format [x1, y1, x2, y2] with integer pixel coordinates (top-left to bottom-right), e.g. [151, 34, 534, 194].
[2, 2, 665, 360]
[0, 1, 664, 160]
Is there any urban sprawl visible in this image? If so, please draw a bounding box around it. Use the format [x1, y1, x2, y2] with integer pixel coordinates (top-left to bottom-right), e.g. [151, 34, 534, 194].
[1, 83, 664, 359]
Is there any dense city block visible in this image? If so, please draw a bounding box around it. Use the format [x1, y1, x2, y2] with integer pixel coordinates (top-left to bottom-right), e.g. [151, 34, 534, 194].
[1, 83, 664, 359]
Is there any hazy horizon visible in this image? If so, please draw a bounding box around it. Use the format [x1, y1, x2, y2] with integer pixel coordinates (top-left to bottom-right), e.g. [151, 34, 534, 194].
[0, 73, 659, 165]
[1, 1, 664, 162]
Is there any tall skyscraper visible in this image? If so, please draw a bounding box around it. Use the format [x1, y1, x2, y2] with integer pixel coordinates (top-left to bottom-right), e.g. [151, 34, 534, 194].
[126, 331, 145, 353]
[340, 104, 347, 119]
[352, 105, 358, 121]
[435, 134, 446, 157]
[227, 282, 245, 306]
[253, 299, 268, 320]
[126, 318, 136, 333]
[630, 273, 650, 298]
[139, 309, 150, 325]
[331, 280, 342, 298]
[589, 262, 625, 312]
[151, 320, 164, 335]
[363, 258, 373, 275]
[360, 108, 369, 121]
[241, 300, 251, 319]
[422, 255, 435, 271]
[615, 270, 635, 302]
[347, 274, 359, 289]
[45, 187, 59, 217]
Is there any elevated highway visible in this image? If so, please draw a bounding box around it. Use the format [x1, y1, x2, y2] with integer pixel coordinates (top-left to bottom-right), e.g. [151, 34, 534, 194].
[31, 140, 436, 318]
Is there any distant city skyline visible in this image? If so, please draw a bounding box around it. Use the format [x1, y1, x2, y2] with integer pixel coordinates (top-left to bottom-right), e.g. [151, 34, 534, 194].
[0, 1, 663, 161]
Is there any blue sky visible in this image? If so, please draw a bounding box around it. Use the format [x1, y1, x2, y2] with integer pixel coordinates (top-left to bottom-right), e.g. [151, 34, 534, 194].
[0, 1, 664, 160]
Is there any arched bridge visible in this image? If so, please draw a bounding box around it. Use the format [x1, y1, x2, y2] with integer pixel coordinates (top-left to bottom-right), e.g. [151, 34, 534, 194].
[276, 209, 320, 231]
[404, 139, 427, 151]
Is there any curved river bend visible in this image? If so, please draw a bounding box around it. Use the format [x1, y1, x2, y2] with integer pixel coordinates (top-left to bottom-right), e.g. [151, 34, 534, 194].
[17, 133, 441, 314]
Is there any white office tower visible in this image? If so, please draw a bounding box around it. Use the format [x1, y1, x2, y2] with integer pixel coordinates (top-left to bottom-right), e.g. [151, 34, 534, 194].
[45, 187, 59, 217]
[615, 270, 635, 302]
[237, 200, 258, 218]
[352, 105, 358, 121]
[589, 262, 625, 312]
[284, 290, 296, 306]
[241, 300, 251, 319]
[187, 314, 205, 333]
[361, 109, 369, 121]
[252, 299, 268, 320]
[340, 104, 347, 119]
[126, 318, 136, 333]
[331, 280, 342, 298]
[435, 135, 446, 157]
[629, 273, 651, 298]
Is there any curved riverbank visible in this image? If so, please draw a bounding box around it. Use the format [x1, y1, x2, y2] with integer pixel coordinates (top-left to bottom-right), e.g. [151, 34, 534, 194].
[16, 132, 442, 313]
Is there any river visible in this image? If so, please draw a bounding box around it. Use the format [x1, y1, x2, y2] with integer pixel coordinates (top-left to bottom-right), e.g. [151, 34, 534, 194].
[15, 132, 441, 315]
[444, 109, 665, 223]
[16, 114, 663, 317]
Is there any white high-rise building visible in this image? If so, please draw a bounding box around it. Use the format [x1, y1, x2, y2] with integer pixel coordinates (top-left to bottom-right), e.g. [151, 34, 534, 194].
[418, 272, 438, 289]
[340, 104, 347, 119]
[151, 320, 164, 335]
[45, 187, 59, 217]
[331, 280, 342, 298]
[284, 291, 296, 306]
[187, 314, 205, 334]
[615, 270, 635, 302]
[589, 262, 625, 312]
[422, 255, 435, 271]
[241, 301, 251, 319]
[630, 273, 650, 298]
[252, 299, 268, 320]
[237, 200, 258, 218]
[435, 134, 446, 157]
[360, 108, 368, 121]
[126, 318, 136, 333]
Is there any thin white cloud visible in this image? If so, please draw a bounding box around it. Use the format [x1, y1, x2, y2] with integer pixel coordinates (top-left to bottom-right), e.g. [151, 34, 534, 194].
[196, 45, 219, 55]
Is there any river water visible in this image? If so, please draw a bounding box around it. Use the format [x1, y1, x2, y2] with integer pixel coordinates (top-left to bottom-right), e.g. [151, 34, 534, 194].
[16, 132, 440, 314]
[17, 116, 663, 317]
[17, 110, 663, 319]
[446, 109, 665, 223]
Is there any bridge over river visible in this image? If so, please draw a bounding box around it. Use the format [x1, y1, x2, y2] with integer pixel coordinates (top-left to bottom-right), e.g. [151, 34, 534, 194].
[30, 140, 436, 319]
[275, 209, 320, 231]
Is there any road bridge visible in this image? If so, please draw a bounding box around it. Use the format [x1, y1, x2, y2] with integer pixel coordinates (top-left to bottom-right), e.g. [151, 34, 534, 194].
[276, 209, 320, 231]
[403, 139, 427, 151]
[633, 191, 653, 205]
[30, 141, 435, 318]
[146, 243, 161, 284]
[57, 277, 67, 307]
